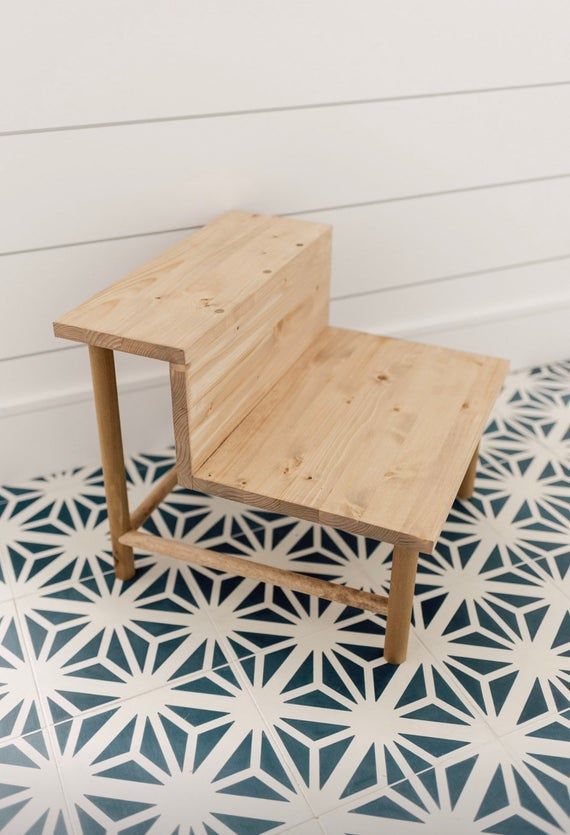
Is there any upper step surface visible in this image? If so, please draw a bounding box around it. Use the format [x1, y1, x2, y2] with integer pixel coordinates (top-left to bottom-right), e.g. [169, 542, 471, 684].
[53, 211, 330, 363]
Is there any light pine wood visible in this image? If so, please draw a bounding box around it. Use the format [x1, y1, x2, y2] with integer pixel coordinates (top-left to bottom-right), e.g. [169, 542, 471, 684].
[55, 210, 510, 664]
[53, 211, 330, 361]
[120, 529, 389, 615]
[169, 364, 192, 484]
[54, 210, 331, 470]
[88, 346, 134, 581]
[192, 326, 508, 549]
[457, 443, 479, 499]
[384, 546, 419, 664]
[129, 467, 178, 531]
[187, 218, 330, 468]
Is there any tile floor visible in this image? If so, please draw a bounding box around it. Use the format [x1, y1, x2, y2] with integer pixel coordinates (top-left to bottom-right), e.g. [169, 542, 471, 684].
[0, 359, 568, 834]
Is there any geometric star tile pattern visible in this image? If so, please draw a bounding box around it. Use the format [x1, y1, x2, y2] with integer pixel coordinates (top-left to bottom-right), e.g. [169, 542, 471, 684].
[320, 712, 570, 833]
[0, 358, 568, 833]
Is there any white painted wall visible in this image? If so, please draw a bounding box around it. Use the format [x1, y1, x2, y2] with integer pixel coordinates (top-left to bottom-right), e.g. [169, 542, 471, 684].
[1, 1, 570, 481]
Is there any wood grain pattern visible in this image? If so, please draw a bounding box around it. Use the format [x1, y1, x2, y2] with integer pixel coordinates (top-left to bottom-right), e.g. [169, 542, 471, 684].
[88, 346, 135, 580]
[55, 209, 509, 664]
[457, 442, 479, 499]
[53, 211, 330, 362]
[9, 178, 570, 363]
[129, 466, 178, 531]
[169, 364, 192, 484]
[55, 210, 331, 469]
[57, 211, 507, 551]
[192, 326, 508, 549]
[384, 546, 419, 663]
[188, 219, 330, 467]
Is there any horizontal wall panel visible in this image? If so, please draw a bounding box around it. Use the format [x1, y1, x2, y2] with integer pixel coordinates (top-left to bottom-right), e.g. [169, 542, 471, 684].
[403, 306, 570, 370]
[2, 86, 570, 253]
[3, 177, 570, 360]
[0, 386, 173, 484]
[309, 178, 570, 297]
[0, 349, 166, 415]
[0, 230, 185, 360]
[2, 1, 570, 132]
[330, 260, 570, 339]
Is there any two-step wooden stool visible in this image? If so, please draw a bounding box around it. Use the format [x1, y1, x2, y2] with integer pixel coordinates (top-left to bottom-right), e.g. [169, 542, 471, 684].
[54, 211, 508, 663]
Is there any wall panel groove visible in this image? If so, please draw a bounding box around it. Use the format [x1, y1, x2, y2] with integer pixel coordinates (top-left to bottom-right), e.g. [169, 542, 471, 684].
[2, 86, 569, 254]
[2, 0, 570, 132]
[4, 79, 570, 139]
[3, 171, 570, 260]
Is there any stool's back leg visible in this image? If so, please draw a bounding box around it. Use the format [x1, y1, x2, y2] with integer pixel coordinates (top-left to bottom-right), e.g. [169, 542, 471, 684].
[457, 442, 479, 500]
[89, 346, 135, 581]
[384, 545, 419, 664]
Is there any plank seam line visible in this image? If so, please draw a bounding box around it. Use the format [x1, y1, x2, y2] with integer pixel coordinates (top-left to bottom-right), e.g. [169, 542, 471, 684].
[2, 78, 570, 137]
[2, 172, 570, 259]
[331, 252, 570, 302]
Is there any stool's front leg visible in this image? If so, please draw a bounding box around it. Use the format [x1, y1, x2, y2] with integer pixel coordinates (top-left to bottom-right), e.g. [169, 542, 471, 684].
[384, 545, 419, 664]
[89, 346, 135, 581]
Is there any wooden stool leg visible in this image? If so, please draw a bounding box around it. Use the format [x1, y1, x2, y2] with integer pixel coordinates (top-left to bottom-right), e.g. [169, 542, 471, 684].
[384, 546, 419, 664]
[89, 346, 135, 581]
[457, 442, 479, 500]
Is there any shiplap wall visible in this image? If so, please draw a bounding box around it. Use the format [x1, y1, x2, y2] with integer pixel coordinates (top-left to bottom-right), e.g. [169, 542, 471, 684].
[1, 0, 570, 480]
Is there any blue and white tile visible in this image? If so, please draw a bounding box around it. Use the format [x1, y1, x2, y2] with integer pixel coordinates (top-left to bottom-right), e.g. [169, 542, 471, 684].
[190, 521, 393, 666]
[531, 553, 570, 597]
[477, 453, 569, 536]
[0, 450, 256, 600]
[0, 453, 193, 599]
[0, 728, 71, 834]
[440, 471, 569, 576]
[0, 357, 568, 832]
[481, 360, 570, 470]
[127, 448, 292, 550]
[233, 624, 494, 817]
[413, 536, 570, 735]
[0, 465, 117, 600]
[285, 820, 324, 834]
[320, 710, 570, 834]
[0, 600, 42, 743]
[15, 562, 235, 727]
[49, 662, 314, 834]
[0, 481, 66, 601]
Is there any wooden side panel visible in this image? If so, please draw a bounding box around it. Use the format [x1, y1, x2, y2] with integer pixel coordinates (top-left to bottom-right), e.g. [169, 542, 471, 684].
[188, 229, 332, 469]
[169, 364, 192, 485]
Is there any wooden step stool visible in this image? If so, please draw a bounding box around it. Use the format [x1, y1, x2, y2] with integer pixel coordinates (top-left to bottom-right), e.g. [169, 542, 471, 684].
[53, 211, 508, 663]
